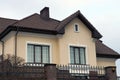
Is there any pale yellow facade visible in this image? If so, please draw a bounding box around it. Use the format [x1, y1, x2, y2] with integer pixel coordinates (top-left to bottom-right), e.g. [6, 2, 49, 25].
[0, 18, 116, 66]
[17, 32, 59, 64]
[0, 32, 15, 56]
[97, 58, 116, 66]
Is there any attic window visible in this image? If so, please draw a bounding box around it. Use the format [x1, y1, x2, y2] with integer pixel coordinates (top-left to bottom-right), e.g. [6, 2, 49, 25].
[74, 23, 79, 32]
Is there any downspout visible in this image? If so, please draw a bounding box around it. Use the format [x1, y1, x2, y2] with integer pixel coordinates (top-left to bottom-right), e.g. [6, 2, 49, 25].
[0, 40, 4, 62]
[15, 27, 19, 65]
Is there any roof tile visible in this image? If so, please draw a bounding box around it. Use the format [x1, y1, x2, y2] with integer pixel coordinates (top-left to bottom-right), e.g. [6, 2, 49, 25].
[0, 17, 17, 33]
[96, 40, 120, 58]
[12, 13, 60, 31]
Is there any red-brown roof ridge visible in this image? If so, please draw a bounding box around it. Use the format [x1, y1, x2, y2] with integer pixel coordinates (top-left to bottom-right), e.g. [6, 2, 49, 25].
[0, 17, 18, 21]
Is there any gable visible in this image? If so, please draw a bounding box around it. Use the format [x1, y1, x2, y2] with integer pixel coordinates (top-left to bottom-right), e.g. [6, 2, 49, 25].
[56, 11, 102, 39]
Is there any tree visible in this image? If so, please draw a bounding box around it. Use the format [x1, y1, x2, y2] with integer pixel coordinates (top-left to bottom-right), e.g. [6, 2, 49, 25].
[3, 54, 25, 66]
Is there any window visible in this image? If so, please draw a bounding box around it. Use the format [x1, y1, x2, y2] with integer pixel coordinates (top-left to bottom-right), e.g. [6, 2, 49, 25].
[70, 46, 86, 64]
[74, 24, 79, 32]
[27, 44, 50, 63]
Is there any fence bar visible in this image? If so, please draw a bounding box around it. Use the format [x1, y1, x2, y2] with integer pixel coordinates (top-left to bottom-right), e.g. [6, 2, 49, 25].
[57, 64, 105, 80]
[0, 61, 117, 80]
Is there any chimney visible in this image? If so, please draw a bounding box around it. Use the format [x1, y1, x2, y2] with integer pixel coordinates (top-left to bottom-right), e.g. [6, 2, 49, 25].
[40, 7, 50, 20]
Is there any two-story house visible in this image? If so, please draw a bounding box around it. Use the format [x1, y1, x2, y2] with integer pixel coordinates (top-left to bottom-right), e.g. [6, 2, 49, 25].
[0, 7, 120, 67]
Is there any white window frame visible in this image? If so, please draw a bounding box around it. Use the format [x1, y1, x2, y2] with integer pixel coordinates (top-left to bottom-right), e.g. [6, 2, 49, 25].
[74, 23, 79, 32]
[26, 41, 52, 63]
[68, 44, 88, 64]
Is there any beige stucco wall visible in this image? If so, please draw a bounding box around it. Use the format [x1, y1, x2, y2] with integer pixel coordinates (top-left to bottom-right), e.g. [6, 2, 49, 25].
[97, 57, 116, 66]
[58, 18, 97, 66]
[2, 32, 15, 56]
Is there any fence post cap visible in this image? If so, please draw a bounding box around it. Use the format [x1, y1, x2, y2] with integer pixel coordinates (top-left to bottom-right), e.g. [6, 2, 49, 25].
[105, 66, 116, 69]
[44, 64, 56, 67]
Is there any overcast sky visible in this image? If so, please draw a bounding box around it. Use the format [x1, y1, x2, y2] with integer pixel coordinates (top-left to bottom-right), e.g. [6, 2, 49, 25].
[0, 0, 120, 76]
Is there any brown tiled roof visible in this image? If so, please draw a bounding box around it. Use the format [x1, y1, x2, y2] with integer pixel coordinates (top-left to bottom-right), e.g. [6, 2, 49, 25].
[0, 13, 60, 39]
[0, 17, 18, 34]
[12, 13, 60, 31]
[96, 40, 120, 58]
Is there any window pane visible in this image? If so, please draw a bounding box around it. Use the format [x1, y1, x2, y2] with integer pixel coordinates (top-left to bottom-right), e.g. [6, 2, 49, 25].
[75, 48, 79, 64]
[70, 47, 74, 64]
[27, 44, 50, 63]
[35, 46, 41, 63]
[70, 46, 86, 64]
[27, 45, 34, 62]
[80, 48, 86, 64]
[42, 46, 49, 63]
[74, 24, 79, 32]
[75, 25, 78, 31]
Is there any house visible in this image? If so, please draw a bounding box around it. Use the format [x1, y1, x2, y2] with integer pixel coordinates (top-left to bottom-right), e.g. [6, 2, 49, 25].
[0, 7, 120, 67]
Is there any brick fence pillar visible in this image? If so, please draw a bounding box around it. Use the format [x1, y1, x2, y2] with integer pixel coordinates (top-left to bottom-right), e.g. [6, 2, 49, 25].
[44, 64, 57, 80]
[105, 66, 117, 80]
[89, 71, 99, 80]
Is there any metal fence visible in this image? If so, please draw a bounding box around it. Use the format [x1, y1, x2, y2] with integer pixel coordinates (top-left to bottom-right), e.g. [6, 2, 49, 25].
[0, 62, 45, 80]
[57, 64, 105, 80]
[0, 61, 116, 80]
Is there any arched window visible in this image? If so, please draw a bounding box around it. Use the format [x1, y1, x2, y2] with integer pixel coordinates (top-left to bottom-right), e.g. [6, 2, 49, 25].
[74, 23, 79, 32]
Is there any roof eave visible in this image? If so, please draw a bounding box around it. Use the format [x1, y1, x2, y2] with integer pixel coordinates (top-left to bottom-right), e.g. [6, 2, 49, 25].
[97, 54, 120, 59]
[92, 31, 102, 39]
[0, 26, 16, 40]
[0, 26, 58, 40]
[17, 27, 58, 35]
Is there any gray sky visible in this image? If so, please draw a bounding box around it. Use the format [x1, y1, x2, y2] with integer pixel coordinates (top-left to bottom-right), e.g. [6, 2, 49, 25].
[0, 0, 120, 76]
